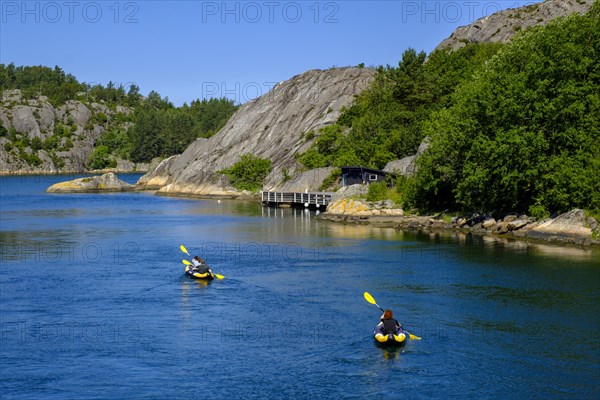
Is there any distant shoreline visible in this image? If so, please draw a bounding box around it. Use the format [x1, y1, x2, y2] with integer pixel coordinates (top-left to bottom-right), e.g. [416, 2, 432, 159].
[14, 171, 598, 248]
[0, 169, 147, 176]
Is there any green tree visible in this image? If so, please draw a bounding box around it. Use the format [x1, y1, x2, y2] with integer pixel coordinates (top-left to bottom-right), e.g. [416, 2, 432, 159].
[98, 127, 132, 159]
[0, 63, 86, 105]
[367, 181, 388, 202]
[220, 154, 272, 192]
[1, 64, 239, 166]
[187, 97, 238, 138]
[410, 5, 600, 215]
[128, 110, 163, 162]
[298, 43, 503, 171]
[86, 145, 116, 170]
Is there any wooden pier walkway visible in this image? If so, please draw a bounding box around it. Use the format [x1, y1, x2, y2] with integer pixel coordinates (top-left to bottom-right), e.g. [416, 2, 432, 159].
[261, 191, 335, 208]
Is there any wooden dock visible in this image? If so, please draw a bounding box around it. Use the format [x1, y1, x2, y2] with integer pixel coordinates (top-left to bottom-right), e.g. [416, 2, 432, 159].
[261, 191, 335, 208]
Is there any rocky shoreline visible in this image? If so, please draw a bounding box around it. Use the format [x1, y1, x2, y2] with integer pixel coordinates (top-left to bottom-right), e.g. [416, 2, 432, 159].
[317, 208, 600, 247]
[42, 173, 599, 247]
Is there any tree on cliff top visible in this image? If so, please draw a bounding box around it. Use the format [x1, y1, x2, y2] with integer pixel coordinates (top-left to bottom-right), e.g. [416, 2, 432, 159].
[297, 43, 503, 171]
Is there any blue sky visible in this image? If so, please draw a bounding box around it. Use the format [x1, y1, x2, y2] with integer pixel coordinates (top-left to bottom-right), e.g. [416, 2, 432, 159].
[1, 0, 535, 105]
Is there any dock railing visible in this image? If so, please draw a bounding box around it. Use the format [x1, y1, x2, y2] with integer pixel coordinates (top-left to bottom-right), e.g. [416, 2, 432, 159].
[261, 191, 335, 207]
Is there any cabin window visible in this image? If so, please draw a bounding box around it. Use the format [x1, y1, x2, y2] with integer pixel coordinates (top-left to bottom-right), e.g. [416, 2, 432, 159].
[369, 174, 378, 181]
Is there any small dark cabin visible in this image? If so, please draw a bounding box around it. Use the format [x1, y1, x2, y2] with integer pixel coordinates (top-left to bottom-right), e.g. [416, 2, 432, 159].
[341, 166, 387, 187]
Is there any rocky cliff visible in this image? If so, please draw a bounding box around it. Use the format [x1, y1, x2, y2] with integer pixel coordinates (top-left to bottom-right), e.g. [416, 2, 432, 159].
[434, 0, 593, 52]
[0, 89, 144, 174]
[139, 67, 375, 196]
[135, 0, 593, 197]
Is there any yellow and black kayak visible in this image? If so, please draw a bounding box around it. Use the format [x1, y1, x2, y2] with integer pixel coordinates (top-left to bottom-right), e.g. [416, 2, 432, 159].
[373, 323, 409, 347]
[184, 265, 215, 281]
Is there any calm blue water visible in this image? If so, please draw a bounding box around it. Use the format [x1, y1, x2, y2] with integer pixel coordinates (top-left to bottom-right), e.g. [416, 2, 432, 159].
[1, 175, 599, 399]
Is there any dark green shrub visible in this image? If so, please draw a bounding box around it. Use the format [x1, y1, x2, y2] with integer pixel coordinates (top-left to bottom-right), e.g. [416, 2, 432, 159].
[366, 181, 388, 202]
[219, 154, 272, 192]
[86, 145, 115, 170]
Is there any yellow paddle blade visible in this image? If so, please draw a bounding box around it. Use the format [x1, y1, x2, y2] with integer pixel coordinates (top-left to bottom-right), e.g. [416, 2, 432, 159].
[363, 292, 377, 305]
[214, 274, 225, 280]
[182, 259, 191, 265]
[409, 334, 422, 340]
[180, 245, 190, 256]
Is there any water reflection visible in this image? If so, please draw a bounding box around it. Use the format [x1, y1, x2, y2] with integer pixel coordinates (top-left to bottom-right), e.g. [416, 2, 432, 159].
[257, 206, 600, 262]
[188, 199, 263, 217]
[423, 230, 598, 261]
[380, 346, 405, 360]
[261, 206, 409, 241]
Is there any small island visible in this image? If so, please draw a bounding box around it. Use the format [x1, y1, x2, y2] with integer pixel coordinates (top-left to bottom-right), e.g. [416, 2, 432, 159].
[46, 172, 134, 193]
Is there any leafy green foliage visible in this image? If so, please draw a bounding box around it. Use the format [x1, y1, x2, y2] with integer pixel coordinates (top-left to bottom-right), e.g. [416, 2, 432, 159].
[298, 43, 503, 171]
[0, 123, 7, 137]
[0, 64, 143, 108]
[219, 154, 272, 192]
[319, 168, 341, 191]
[19, 150, 42, 166]
[128, 93, 237, 163]
[366, 181, 388, 202]
[297, 125, 346, 169]
[30, 137, 43, 151]
[409, 5, 600, 215]
[0, 65, 85, 106]
[186, 98, 238, 139]
[86, 145, 116, 170]
[98, 127, 132, 160]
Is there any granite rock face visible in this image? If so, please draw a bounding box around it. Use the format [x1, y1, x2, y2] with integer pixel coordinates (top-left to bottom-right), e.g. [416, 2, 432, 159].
[11, 106, 42, 139]
[384, 139, 430, 176]
[271, 167, 337, 192]
[434, 0, 593, 52]
[138, 68, 375, 196]
[136, 156, 178, 188]
[0, 90, 140, 174]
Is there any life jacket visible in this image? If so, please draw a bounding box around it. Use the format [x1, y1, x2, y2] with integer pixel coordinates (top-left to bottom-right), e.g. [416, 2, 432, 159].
[382, 318, 399, 335]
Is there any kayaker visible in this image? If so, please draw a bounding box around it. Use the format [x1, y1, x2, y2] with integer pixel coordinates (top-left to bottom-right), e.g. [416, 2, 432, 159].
[379, 309, 401, 334]
[191, 256, 211, 274]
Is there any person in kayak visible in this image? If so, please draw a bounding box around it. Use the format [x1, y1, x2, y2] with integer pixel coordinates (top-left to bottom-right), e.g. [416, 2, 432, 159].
[191, 256, 211, 275]
[379, 309, 402, 334]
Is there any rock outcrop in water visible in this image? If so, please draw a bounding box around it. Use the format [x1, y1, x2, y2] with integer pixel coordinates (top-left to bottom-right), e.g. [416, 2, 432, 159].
[137, 67, 375, 196]
[434, 0, 593, 52]
[46, 173, 133, 193]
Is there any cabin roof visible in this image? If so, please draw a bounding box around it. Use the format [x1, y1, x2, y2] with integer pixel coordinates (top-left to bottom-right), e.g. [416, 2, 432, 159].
[341, 166, 387, 175]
